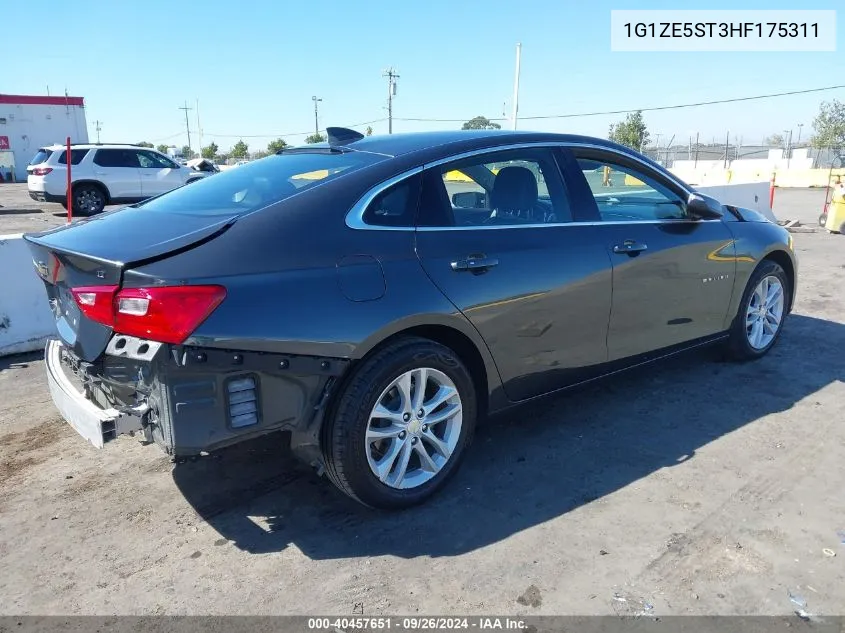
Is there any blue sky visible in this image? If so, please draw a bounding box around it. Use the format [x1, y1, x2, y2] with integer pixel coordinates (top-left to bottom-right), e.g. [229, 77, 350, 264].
[3, 0, 841, 153]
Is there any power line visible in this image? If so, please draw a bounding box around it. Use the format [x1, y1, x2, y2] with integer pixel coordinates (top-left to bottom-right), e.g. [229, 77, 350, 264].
[204, 118, 388, 139]
[395, 84, 845, 123]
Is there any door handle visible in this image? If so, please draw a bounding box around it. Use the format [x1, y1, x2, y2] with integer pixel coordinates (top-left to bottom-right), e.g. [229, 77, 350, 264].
[451, 256, 499, 272]
[612, 241, 648, 255]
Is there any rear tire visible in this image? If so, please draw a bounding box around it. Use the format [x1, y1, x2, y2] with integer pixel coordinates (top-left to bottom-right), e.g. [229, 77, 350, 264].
[322, 337, 477, 509]
[726, 260, 789, 361]
[72, 184, 106, 215]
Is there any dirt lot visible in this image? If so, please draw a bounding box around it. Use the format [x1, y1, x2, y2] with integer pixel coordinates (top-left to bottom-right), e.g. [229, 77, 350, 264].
[0, 186, 843, 616]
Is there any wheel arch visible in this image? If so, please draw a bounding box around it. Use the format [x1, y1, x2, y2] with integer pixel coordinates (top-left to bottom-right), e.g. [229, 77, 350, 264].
[349, 315, 507, 418]
[761, 248, 796, 312]
[71, 179, 111, 202]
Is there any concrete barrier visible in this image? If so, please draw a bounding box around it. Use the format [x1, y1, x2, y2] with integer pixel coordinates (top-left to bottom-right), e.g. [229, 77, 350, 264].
[0, 233, 54, 356]
[696, 182, 777, 223]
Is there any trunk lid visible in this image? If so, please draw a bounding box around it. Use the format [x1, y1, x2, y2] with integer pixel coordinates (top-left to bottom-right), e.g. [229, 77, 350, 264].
[24, 206, 236, 361]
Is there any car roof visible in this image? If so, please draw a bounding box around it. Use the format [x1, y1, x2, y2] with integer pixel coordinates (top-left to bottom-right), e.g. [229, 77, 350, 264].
[319, 129, 631, 158]
[41, 144, 153, 151]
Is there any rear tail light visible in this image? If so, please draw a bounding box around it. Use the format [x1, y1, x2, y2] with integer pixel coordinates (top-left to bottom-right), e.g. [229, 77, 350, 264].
[31, 167, 53, 176]
[71, 285, 226, 344]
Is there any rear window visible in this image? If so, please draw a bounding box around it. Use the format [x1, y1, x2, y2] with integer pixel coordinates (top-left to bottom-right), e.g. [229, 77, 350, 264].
[136, 150, 386, 216]
[57, 149, 91, 165]
[29, 149, 53, 165]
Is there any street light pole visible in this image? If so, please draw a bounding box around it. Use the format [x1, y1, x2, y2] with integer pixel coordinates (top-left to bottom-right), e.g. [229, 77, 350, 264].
[797, 123, 804, 147]
[312, 96, 322, 136]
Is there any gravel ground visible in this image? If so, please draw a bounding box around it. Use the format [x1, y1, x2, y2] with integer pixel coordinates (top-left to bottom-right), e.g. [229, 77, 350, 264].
[0, 186, 842, 617]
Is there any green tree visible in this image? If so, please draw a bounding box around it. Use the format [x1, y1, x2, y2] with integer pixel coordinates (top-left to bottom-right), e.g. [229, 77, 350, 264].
[136, 141, 154, 148]
[230, 139, 249, 158]
[461, 116, 501, 130]
[180, 145, 194, 159]
[305, 133, 326, 144]
[267, 138, 288, 153]
[365, 126, 374, 136]
[765, 134, 785, 147]
[156, 144, 169, 154]
[253, 150, 269, 159]
[811, 99, 845, 150]
[201, 142, 218, 159]
[608, 110, 650, 151]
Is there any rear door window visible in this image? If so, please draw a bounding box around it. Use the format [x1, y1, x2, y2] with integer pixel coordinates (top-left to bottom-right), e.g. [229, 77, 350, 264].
[29, 149, 53, 165]
[137, 149, 388, 216]
[56, 149, 90, 165]
[93, 149, 139, 168]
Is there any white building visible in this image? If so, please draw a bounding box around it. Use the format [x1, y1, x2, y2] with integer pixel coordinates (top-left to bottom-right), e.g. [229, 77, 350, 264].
[0, 94, 89, 183]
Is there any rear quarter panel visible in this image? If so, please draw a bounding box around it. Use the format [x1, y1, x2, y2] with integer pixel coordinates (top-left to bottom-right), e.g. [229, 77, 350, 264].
[123, 175, 506, 404]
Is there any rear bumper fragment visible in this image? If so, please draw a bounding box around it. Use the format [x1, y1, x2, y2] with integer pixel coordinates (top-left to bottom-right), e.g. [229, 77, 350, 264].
[45, 339, 143, 448]
[45, 336, 350, 459]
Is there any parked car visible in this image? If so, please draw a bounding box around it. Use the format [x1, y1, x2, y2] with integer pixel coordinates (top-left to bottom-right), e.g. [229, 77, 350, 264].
[186, 157, 221, 175]
[24, 128, 797, 509]
[27, 144, 211, 215]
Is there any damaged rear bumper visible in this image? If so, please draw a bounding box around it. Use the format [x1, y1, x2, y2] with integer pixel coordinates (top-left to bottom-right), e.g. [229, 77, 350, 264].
[45, 339, 144, 448]
[44, 336, 349, 461]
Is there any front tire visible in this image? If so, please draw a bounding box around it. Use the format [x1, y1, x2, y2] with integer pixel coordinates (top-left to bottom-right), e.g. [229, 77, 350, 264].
[322, 337, 477, 509]
[726, 260, 789, 361]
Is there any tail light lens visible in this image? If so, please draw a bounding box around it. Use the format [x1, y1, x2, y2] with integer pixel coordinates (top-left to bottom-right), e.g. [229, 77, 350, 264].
[71, 286, 118, 325]
[71, 285, 226, 344]
[32, 167, 53, 176]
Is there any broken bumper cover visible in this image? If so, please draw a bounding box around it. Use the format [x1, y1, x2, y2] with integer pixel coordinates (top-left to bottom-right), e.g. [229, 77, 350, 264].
[45, 339, 143, 448]
[45, 336, 350, 458]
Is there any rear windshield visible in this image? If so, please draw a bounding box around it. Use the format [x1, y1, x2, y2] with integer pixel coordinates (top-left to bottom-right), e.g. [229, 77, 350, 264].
[136, 150, 386, 216]
[29, 149, 53, 165]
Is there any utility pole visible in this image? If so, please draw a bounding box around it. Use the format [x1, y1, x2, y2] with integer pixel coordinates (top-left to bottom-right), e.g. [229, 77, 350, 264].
[796, 123, 804, 147]
[784, 129, 793, 168]
[196, 99, 202, 156]
[178, 101, 193, 155]
[724, 130, 730, 168]
[383, 68, 399, 134]
[93, 120, 102, 143]
[511, 43, 521, 131]
[312, 96, 322, 135]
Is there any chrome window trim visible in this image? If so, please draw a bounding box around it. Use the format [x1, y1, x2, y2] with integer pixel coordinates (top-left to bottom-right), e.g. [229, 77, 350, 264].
[345, 166, 424, 231]
[345, 141, 696, 231]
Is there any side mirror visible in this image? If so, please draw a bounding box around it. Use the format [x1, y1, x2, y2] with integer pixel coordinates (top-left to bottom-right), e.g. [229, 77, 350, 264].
[687, 192, 724, 220]
[452, 191, 486, 209]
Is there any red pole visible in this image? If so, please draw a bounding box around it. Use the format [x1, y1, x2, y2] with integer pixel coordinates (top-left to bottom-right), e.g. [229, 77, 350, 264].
[66, 137, 72, 223]
[769, 171, 776, 211]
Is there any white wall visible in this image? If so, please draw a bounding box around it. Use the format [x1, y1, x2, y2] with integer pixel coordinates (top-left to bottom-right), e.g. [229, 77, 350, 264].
[0, 101, 88, 182]
[697, 182, 777, 223]
[0, 234, 55, 356]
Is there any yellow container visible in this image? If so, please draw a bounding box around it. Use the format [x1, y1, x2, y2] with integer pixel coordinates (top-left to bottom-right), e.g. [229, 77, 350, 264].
[825, 197, 845, 233]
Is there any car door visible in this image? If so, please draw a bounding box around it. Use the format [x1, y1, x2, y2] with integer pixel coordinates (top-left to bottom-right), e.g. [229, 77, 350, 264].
[559, 146, 738, 362]
[136, 150, 184, 197]
[414, 146, 614, 402]
[91, 149, 142, 199]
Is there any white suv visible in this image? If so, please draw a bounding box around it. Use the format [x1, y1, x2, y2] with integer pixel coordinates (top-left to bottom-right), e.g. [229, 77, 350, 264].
[27, 144, 211, 215]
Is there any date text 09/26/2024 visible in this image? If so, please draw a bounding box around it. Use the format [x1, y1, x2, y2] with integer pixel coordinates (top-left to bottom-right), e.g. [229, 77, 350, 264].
[307, 617, 527, 630]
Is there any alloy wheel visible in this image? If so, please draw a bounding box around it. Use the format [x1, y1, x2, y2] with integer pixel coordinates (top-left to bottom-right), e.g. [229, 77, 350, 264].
[365, 367, 463, 490]
[745, 275, 785, 350]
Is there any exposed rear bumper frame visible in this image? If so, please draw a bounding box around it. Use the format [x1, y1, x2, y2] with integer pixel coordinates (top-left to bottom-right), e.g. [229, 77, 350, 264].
[45, 339, 143, 448]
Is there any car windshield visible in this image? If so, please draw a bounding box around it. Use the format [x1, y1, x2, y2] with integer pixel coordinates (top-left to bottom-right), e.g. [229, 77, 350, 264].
[136, 150, 387, 216]
[29, 149, 53, 165]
